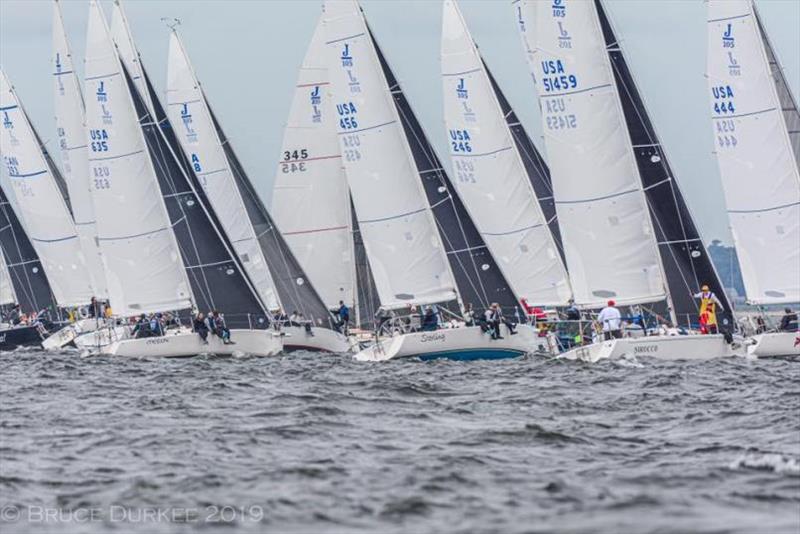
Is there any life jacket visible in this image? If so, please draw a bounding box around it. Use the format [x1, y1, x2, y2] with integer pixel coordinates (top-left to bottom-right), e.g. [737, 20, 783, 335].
[699, 292, 718, 326]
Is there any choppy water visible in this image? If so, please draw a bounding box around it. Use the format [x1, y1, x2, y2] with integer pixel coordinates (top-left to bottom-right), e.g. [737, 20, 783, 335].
[0, 349, 798, 534]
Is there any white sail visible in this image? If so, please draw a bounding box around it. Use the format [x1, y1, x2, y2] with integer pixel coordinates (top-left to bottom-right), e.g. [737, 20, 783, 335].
[84, 0, 192, 316]
[0, 70, 94, 308]
[109, 0, 153, 114]
[166, 31, 280, 311]
[515, 0, 666, 308]
[52, 0, 108, 299]
[0, 249, 15, 306]
[323, 0, 458, 309]
[272, 16, 355, 311]
[441, 0, 571, 306]
[707, 0, 800, 305]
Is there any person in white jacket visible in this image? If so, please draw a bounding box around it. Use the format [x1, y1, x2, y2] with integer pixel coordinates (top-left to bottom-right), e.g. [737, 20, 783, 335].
[597, 300, 622, 341]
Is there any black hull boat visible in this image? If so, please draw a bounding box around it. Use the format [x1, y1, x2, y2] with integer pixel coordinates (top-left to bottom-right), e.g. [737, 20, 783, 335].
[0, 324, 45, 351]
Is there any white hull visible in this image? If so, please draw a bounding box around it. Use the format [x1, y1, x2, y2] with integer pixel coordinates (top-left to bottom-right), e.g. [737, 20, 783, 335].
[354, 324, 547, 362]
[102, 329, 282, 358]
[746, 332, 800, 358]
[74, 325, 130, 352]
[559, 334, 745, 363]
[41, 318, 106, 350]
[281, 326, 354, 353]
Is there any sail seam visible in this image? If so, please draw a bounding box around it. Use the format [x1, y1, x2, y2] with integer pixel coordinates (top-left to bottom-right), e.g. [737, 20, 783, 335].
[728, 201, 800, 214]
[556, 187, 639, 205]
[336, 120, 396, 135]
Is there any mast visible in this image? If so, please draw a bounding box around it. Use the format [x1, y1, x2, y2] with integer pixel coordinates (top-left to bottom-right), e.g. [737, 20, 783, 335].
[0, 69, 94, 308]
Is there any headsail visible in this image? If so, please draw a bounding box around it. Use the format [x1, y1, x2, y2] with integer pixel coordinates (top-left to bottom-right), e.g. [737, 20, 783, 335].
[167, 30, 279, 312]
[441, 0, 571, 307]
[52, 0, 108, 299]
[707, 0, 800, 305]
[272, 16, 357, 312]
[0, 248, 15, 306]
[0, 69, 94, 308]
[516, 0, 666, 309]
[0, 185, 57, 313]
[84, 0, 193, 317]
[323, 0, 459, 310]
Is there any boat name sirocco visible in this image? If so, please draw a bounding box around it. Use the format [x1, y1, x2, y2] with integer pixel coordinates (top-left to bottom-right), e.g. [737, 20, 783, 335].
[420, 333, 446, 343]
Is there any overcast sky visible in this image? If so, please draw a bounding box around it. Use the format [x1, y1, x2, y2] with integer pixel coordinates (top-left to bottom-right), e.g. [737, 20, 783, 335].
[1, 0, 798, 245]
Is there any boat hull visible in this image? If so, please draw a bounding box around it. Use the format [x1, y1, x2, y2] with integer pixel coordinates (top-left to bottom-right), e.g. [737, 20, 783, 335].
[74, 325, 130, 352]
[281, 326, 353, 353]
[353, 324, 546, 362]
[0, 325, 45, 351]
[559, 334, 745, 363]
[41, 318, 106, 350]
[746, 332, 800, 358]
[102, 329, 282, 358]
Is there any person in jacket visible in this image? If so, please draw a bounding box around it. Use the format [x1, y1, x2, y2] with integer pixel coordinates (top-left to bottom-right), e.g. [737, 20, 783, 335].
[194, 312, 209, 344]
[780, 308, 798, 332]
[597, 300, 622, 340]
[212, 311, 233, 344]
[693, 284, 725, 334]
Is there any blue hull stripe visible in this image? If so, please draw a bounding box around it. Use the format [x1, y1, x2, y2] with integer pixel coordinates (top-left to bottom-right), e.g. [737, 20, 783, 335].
[417, 348, 526, 362]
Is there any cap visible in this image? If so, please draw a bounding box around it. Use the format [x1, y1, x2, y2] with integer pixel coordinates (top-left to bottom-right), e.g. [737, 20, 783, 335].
[607, 300, 616, 307]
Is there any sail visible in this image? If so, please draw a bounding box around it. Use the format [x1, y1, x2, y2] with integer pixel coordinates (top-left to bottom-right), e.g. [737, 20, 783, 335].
[0, 70, 94, 308]
[84, 0, 193, 316]
[350, 199, 380, 326]
[593, 0, 733, 327]
[516, 0, 666, 309]
[52, 0, 108, 299]
[706, 0, 800, 305]
[109, 0, 153, 114]
[323, 0, 459, 310]
[0, 248, 15, 306]
[166, 31, 280, 312]
[0, 185, 57, 313]
[272, 16, 357, 311]
[440, 0, 571, 307]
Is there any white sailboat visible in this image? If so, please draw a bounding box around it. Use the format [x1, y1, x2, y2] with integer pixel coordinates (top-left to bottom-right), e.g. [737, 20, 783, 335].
[165, 25, 351, 353]
[78, 0, 281, 357]
[325, 0, 543, 361]
[516, 0, 743, 361]
[441, 0, 572, 308]
[0, 70, 95, 312]
[707, 0, 800, 357]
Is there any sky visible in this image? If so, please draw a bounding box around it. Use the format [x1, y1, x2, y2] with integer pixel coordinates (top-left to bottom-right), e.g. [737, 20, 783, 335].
[1, 0, 798, 246]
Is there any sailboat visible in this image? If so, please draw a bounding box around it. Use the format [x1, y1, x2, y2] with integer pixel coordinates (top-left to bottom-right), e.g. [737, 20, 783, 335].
[77, 0, 281, 358]
[516, 0, 743, 361]
[0, 69, 99, 347]
[165, 25, 350, 353]
[0, 186, 57, 349]
[440, 0, 571, 309]
[707, 0, 800, 357]
[324, 0, 543, 361]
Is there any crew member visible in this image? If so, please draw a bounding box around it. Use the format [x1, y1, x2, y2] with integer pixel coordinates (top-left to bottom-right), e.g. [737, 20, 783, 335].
[597, 300, 622, 340]
[780, 308, 798, 332]
[693, 284, 724, 334]
[194, 312, 209, 344]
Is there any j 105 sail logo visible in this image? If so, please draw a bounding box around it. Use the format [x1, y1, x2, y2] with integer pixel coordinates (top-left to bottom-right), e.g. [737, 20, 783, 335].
[456, 78, 468, 99]
[552, 0, 566, 18]
[310, 86, 322, 123]
[55, 53, 65, 96]
[96, 81, 113, 125]
[2, 111, 19, 147]
[558, 21, 572, 49]
[180, 103, 198, 143]
[341, 43, 354, 67]
[727, 51, 741, 77]
[722, 23, 735, 48]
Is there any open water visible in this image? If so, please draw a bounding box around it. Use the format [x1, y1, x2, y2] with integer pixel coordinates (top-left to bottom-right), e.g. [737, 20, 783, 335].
[0, 349, 798, 533]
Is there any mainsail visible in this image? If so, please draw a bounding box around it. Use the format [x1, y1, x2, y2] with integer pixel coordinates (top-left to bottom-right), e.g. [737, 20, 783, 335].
[440, 0, 571, 307]
[0, 70, 94, 308]
[0, 185, 57, 313]
[707, 0, 800, 305]
[272, 16, 357, 312]
[323, 0, 459, 310]
[52, 0, 108, 299]
[103, 1, 272, 328]
[166, 30, 279, 312]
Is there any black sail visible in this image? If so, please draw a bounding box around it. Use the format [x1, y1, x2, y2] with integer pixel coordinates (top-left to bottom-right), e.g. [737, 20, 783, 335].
[0, 185, 57, 314]
[206, 102, 336, 329]
[369, 29, 520, 315]
[483, 61, 566, 266]
[350, 198, 380, 328]
[123, 65, 270, 329]
[595, 0, 733, 328]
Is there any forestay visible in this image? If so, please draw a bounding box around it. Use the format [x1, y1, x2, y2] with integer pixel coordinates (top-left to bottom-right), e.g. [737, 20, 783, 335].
[323, 0, 459, 310]
[167, 31, 280, 311]
[0, 70, 94, 308]
[516, 0, 665, 309]
[707, 0, 800, 305]
[441, 0, 571, 307]
[52, 0, 108, 299]
[0, 185, 57, 313]
[272, 16, 356, 311]
[84, 0, 192, 316]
